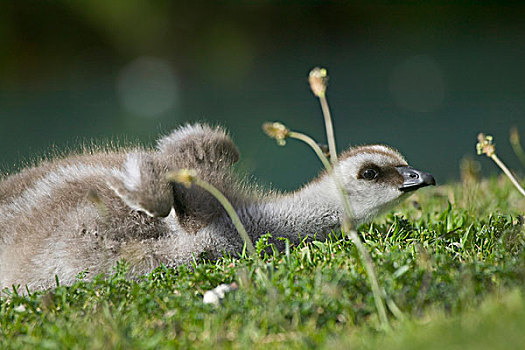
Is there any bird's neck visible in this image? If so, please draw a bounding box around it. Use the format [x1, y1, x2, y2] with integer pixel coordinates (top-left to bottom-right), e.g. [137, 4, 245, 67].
[237, 176, 344, 245]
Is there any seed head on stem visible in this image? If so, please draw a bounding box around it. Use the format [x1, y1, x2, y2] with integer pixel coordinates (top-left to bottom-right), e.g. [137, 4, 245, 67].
[308, 67, 328, 98]
[167, 169, 197, 188]
[260, 66, 393, 329]
[262, 122, 290, 146]
[476, 133, 495, 157]
[476, 133, 525, 197]
[308, 67, 338, 165]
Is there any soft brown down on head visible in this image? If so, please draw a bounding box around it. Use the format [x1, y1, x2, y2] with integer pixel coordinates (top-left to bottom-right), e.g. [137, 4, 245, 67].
[339, 144, 407, 165]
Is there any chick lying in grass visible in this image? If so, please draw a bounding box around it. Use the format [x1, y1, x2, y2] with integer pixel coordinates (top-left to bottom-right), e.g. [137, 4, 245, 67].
[0, 123, 434, 291]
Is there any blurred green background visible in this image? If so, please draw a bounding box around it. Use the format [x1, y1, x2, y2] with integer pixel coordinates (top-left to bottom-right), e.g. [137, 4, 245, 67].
[1, 1, 524, 190]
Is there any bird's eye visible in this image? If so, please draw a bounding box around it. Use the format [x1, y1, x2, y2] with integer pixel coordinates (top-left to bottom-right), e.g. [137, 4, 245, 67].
[362, 168, 379, 180]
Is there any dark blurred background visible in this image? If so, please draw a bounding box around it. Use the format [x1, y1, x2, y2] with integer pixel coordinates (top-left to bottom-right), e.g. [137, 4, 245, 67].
[1, 1, 524, 190]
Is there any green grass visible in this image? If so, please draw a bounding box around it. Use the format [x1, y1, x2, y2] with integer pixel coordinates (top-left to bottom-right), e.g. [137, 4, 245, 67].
[1, 176, 524, 349]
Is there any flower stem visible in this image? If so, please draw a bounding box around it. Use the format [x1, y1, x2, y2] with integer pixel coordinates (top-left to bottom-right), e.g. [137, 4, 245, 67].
[288, 131, 333, 171]
[288, 132, 353, 226]
[167, 172, 257, 256]
[477, 133, 525, 198]
[308, 67, 338, 165]
[319, 96, 338, 165]
[490, 154, 525, 197]
[510, 127, 525, 168]
[288, 130, 390, 330]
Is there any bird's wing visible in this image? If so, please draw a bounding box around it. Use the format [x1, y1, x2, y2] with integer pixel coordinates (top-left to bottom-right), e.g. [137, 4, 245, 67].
[107, 152, 173, 218]
[156, 124, 245, 232]
[110, 124, 241, 225]
[156, 123, 240, 169]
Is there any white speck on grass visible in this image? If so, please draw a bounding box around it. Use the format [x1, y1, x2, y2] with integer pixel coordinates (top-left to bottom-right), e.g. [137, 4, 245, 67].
[13, 305, 27, 313]
[203, 283, 237, 306]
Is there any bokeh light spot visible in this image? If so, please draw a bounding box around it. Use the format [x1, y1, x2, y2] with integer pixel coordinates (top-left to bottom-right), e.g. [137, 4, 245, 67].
[117, 56, 179, 118]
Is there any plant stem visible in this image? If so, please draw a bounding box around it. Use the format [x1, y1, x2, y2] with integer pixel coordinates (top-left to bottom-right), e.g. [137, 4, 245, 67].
[319, 96, 338, 165]
[347, 227, 390, 329]
[289, 132, 333, 171]
[192, 178, 257, 256]
[490, 154, 525, 197]
[512, 144, 525, 169]
[510, 128, 525, 168]
[288, 130, 390, 330]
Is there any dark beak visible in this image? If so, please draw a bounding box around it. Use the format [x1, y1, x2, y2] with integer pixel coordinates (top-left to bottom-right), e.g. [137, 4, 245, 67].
[396, 166, 436, 192]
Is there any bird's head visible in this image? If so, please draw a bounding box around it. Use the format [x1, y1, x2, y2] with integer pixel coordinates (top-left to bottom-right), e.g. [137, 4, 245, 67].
[334, 144, 435, 224]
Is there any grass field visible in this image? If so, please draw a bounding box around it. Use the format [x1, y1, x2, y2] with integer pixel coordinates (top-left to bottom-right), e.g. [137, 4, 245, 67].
[1, 176, 524, 349]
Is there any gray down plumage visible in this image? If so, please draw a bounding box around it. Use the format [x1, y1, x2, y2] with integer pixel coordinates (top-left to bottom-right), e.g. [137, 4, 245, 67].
[0, 123, 434, 291]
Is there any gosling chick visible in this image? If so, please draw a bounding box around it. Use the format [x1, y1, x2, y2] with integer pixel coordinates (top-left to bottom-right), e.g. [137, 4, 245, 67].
[0, 124, 434, 291]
